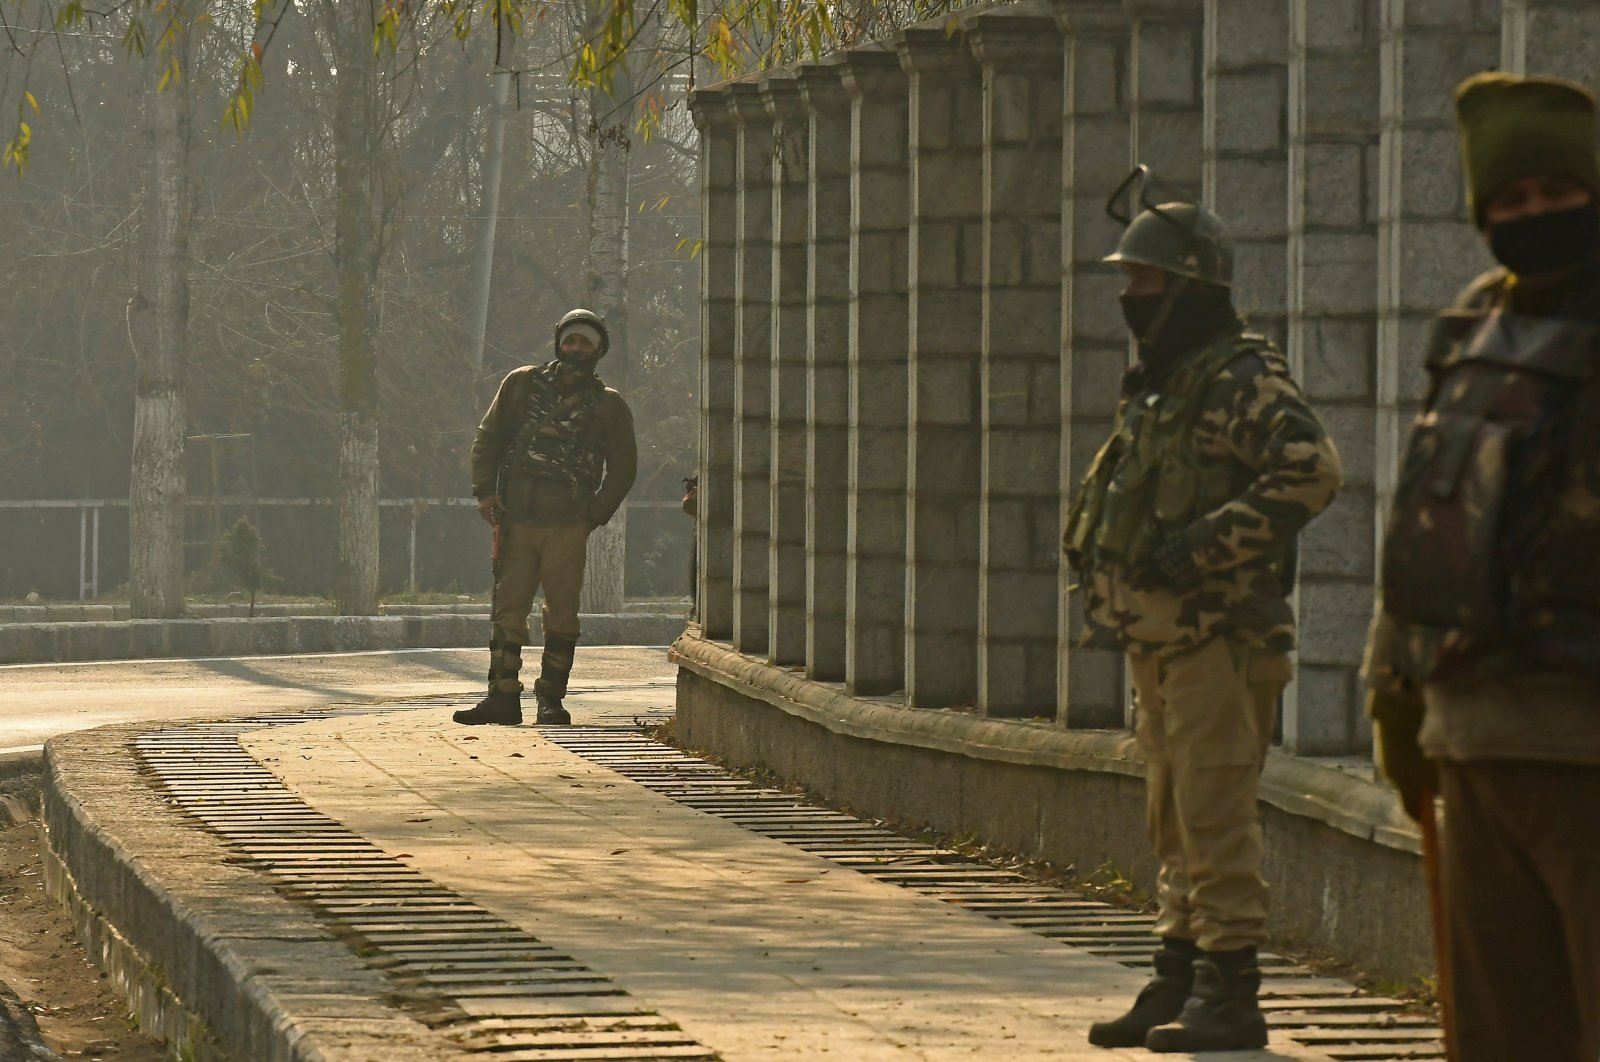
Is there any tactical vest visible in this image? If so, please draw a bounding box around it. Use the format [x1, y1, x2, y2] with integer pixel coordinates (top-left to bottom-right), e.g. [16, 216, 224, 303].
[1380, 304, 1600, 681]
[1064, 332, 1264, 572]
[504, 363, 607, 497]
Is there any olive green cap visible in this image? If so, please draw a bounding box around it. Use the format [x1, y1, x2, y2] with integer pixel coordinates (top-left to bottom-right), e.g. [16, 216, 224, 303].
[1456, 71, 1600, 226]
[1102, 201, 1234, 287]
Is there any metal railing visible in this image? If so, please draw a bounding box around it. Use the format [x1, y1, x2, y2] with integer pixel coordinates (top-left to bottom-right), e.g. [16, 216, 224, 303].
[0, 497, 684, 600]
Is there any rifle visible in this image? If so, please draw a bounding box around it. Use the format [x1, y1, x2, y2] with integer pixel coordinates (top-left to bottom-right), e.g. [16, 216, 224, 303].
[1419, 792, 1457, 1060]
[489, 463, 506, 623]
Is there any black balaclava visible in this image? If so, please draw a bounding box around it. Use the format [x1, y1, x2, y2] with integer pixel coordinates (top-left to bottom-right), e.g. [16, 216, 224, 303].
[1488, 200, 1600, 278]
[1120, 285, 1240, 381]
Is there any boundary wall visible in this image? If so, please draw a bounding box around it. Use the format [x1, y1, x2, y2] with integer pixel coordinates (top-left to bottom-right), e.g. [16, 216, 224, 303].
[678, 0, 1596, 979]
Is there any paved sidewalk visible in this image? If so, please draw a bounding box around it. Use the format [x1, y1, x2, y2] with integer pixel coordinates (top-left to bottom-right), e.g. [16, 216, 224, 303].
[238, 707, 1327, 1061]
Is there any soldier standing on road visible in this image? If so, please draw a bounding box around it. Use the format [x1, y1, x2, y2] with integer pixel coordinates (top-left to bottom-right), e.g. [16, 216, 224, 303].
[1065, 180, 1344, 1053]
[1365, 72, 1600, 1062]
[455, 309, 637, 727]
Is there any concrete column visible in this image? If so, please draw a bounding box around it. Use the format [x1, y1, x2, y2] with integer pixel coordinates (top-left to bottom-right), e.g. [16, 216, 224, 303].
[727, 84, 775, 656]
[1502, 0, 1600, 77]
[1375, 2, 1499, 712]
[1126, 0, 1205, 197]
[1204, 0, 1289, 346]
[898, 29, 985, 710]
[1284, 0, 1382, 755]
[1055, 0, 1132, 730]
[765, 76, 809, 666]
[841, 49, 910, 697]
[969, 11, 1065, 718]
[689, 88, 738, 640]
[800, 63, 853, 682]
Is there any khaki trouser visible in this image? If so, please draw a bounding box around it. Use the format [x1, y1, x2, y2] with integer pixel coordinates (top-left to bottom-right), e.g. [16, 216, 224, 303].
[1440, 760, 1600, 1062]
[1128, 636, 1290, 952]
[493, 519, 590, 643]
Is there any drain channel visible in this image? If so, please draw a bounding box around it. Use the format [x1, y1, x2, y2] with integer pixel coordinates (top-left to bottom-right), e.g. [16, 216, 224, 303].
[135, 708, 720, 1062]
[541, 727, 1445, 1062]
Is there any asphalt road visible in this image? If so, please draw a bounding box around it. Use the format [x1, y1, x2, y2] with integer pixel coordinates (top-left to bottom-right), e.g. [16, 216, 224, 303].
[0, 646, 678, 754]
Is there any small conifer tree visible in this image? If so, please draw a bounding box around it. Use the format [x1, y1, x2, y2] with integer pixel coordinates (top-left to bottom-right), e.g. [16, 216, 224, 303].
[219, 517, 268, 617]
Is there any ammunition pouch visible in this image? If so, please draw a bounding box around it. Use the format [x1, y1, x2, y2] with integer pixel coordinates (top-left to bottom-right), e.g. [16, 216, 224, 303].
[1064, 333, 1265, 574]
[1381, 309, 1600, 679]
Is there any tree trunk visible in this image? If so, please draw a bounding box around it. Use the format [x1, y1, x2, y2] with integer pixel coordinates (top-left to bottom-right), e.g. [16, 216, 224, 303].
[468, 24, 513, 375]
[332, 0, 381, 615]
[129, 25, 193, 620]
[580, 69, 634, 614]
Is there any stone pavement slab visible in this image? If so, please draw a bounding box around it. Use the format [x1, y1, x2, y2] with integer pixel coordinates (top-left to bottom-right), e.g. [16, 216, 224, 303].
[241, 710, 1329, 1061]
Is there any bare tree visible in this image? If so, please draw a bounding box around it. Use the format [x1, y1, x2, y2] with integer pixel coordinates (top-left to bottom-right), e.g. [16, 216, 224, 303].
[329, 0, 382, 615]
[129, 19, 195, 618]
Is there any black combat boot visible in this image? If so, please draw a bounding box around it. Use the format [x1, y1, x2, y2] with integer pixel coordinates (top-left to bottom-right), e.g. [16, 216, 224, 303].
[532, 634, 577, 725]
[1144, 946, 1269, 1053]
[454, 636, 523, 725]
[1087, 938, 1198, 1048]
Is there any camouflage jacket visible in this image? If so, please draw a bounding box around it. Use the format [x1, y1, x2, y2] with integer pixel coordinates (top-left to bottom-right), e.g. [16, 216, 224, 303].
[1069, 329, 1344, 657]
[1365, 265, 1600, 696]
[471, 363, 637, 526]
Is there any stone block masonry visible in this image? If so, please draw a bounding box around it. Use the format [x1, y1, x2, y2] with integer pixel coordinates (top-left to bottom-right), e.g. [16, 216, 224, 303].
[685, 0, 1573, 757]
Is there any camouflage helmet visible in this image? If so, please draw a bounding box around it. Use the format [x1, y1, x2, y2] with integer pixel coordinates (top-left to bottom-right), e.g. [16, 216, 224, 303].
[554, 308, 610, 358]
[1103, 201, 1234, 288]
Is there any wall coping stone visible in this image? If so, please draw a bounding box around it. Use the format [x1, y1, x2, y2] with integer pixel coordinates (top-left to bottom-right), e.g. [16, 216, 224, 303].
[1054, 0, 1128, 36]
[671, 629, 1421, 855]
[897, 25, 984, 74]
[967, 13, 1066, 66]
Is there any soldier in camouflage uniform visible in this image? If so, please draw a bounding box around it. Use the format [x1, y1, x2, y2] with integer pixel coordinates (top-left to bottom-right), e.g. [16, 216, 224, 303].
[1365, 73, 1600, 1062]
[1066, 186, 1344, 1053]
[455, 309, 636, 727]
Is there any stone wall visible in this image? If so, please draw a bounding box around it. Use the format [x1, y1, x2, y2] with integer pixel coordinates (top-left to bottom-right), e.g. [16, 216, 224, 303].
[686, 0, 1598, 754]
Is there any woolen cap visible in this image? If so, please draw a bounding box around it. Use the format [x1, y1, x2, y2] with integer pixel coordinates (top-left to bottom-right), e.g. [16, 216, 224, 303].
[1456, 71, 1600, 226]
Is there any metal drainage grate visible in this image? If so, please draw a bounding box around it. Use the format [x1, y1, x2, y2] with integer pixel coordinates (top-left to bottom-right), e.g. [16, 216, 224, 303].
[541, 727, 1446, 1062]
[135, 707, 720, 1062]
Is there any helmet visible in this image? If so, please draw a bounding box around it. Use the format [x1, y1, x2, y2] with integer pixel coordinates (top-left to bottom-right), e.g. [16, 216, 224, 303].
[1103, 201, 1234, 288]
[554, 308, 610, 358]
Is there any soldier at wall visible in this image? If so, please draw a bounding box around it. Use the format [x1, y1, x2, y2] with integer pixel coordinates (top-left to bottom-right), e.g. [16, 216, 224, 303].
[455, 309, 637, 727]
[1064, 184, 1344, 1053]
[1365, 72, 1600, 1062]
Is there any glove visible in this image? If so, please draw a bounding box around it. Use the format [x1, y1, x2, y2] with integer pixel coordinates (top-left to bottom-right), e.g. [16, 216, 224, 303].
[1147, 527, 1203, 589]
[1368, 689, 1436, 822]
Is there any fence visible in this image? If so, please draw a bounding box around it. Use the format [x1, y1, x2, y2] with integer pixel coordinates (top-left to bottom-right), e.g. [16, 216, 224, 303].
[0, 497, 690, 601]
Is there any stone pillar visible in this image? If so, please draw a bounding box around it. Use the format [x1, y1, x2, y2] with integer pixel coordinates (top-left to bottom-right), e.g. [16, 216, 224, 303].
[1204, 0, 1289, 346]
[841, 49, 910, 697]
[898, 29, 985, 710]
[1126, 0, 1205, 197]
[969, 12, 1065, 718]
[1055, 0, 1132, 730]
[1283, 0, 1382, 755]
[1374, 1, 1499, 725]
[1502, 0, 1600, 77]
[765, 76, 809, 666]
[727, 84, 775, 656]
[690, 87, 737, 640]
[800, 63, 853, 682]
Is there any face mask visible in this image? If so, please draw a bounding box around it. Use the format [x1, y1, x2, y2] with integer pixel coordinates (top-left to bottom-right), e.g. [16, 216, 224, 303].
[1488, 201, 1600, 277]
[1120, 290, 1238, 372]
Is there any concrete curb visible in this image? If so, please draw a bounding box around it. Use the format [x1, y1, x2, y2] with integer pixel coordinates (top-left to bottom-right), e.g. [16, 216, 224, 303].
[669, 631, 1420, 855]
[0, 612, 688, 665]
[41, 723, 465, 1062]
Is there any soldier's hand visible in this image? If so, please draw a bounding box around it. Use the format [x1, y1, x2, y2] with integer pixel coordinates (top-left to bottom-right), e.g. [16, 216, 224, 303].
[478, 495, 503, 526]
[1148, 528, 1203, 589]
[1368, 689, 1436, 822]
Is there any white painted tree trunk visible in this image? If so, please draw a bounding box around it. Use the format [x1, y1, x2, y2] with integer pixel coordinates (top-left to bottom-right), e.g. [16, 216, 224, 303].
[580, 72, 634, 614]
[129, 27, 193, 620]
[332, 0, 381, 615]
